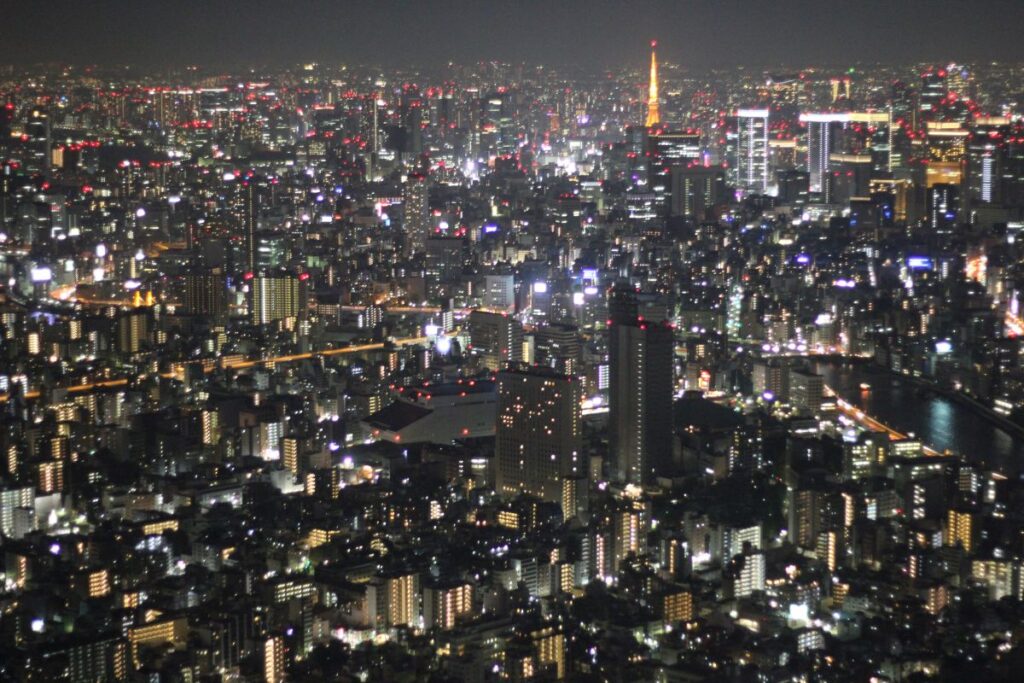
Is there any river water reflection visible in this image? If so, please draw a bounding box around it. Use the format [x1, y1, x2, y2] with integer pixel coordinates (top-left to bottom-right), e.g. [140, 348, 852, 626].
[812, 360, 1024, 477]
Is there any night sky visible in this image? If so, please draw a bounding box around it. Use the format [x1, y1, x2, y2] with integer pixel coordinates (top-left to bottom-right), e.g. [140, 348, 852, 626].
[4, 0, 1024, 69]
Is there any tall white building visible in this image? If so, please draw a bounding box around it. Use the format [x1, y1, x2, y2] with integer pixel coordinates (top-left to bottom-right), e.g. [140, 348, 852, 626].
[736, 109, 770, 194]
[803, 113, 842, 199]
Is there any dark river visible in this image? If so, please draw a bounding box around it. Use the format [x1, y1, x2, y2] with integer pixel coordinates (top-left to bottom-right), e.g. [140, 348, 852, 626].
[812, 360, 1024, 477]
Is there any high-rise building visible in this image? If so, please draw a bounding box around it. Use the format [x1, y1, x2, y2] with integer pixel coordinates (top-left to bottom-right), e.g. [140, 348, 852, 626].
[735, 109, 770, 194]
[116, 310, 152, 354]
[802, 113, 843, 200]
[928, 183, 960, 232]
[647, 131, 701, 209]
[789, 369, 824, 415]
[404, 173, 430, 254]
[919, 67, 948, 121]
[425, 236, 465, 284]
[183, 268, 227, 320]
[670, 165, 725, 219]
[612, 499, 650, 572]
[945, 508, 977, 553]
[366, 571, 421, 629]
[734, 551, 765, 597]
[483, 273, 515, 311]
[495, 366, 583, 506]
[251, 271, 306, 326]
[608, 285, 674, 485]
[925, 121, 968, 187]
[242, 178, 259, 274]
[469, 309, 522, 370]
[262, 636, 285, 683]
[967, 116, 1008, 205]
[422, 580, 474, 631]
[801, 111, 890, 201]
[534, 322, 582, 376]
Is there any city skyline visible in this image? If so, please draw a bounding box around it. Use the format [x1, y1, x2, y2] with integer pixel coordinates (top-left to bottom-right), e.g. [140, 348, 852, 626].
[4, 7, 1024, 680]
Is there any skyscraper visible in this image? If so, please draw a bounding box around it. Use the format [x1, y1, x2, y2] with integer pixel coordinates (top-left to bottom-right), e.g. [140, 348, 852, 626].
[919, 67, 948, 122]
[966, 116, 1008, 205]
[495, 366, 583, 506]
[469, 309, 523, 371]
[735, 109, 770, 194]
[645, 40, 660, 128]
[608, 284, 674, 485]
[404, 172, 429, 254]
[647, 131, 702, 208]
[670, 165, 725, 219]
[242, 178, 259, 274]
[802, 113, 842, 200]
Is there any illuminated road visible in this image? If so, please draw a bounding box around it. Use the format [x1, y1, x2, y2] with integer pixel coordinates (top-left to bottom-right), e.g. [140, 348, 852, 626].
[51, 284, 450, 315]
[827, 385, 941, 456]
[1007, 310, 1024, 337]
[50, 284, 138, 308]
[201, 335, 434, 372]
[0, 333, 449, 402]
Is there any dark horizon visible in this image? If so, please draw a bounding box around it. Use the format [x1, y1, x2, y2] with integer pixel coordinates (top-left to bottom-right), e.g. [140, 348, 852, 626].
[4, 0, 1024, 70]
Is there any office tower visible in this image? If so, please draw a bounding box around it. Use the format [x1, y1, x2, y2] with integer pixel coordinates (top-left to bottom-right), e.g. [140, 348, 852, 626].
[483, 273, 515, 311]
[495, 366, 583, 506]
[919, 67, 948, 121]
[534, 322, 582, 375]
[967, 116, 1008, 205]
[251, 271, 305, 325]
[801, 111, 891, 201]
[482, 89, 516, 157]
[25, 108, 51, 173]
[608, 284, 674, 485]
[827, 153, 873, 205]
[776, 169, 810, 206]
[802, 113, 843, 200]
[735, 108, 770, 194]
[425, 236, 465, 284]
[400, 89, 424, 158]
[469, 309, 522, 370]
[252, 232, 289, 271]
[645, 40, 660, 128]
[404, 172, 429, 254]
[670, 165, 725, 219]
[925, 121, 968, 187]
[928, 184, 959, 232]
[647, 131, 701, 208]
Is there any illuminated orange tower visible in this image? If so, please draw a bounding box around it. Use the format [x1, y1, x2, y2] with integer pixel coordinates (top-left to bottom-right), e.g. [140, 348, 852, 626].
[645, 40, 660, 128]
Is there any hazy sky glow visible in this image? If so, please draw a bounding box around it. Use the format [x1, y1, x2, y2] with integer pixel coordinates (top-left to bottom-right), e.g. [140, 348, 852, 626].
[4, 0, 1024, 69]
